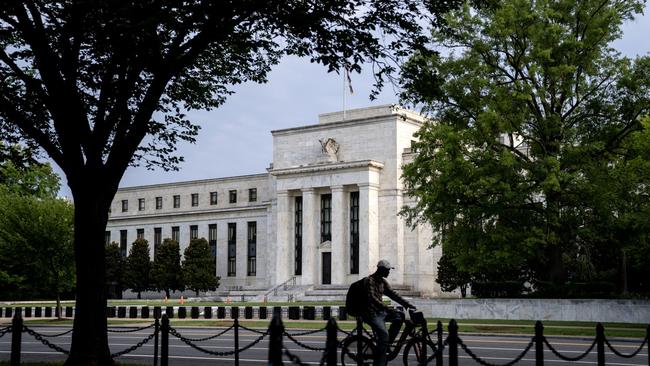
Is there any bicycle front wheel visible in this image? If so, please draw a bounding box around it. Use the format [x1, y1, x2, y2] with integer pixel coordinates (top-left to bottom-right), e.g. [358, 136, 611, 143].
[340, 335, 376, 366]
[402, 337, 437, 366]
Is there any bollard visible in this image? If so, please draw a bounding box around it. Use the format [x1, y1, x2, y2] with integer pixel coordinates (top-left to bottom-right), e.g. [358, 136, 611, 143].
[178, 306, 186, 319]
[323, 306, 331, 320]
[142, 306, 150, 319]
[191, 306, 199, 319]
[436, 321, 443, 366]
[153, 317, 160, 366]
[596, 323, 605, 366]
[448, 319, 458, 366]
[234, 318, 240, 366]
[357, 316, 363, 366]
[204, 306, 212, 319]
[259, 306, 267, 319]
[161, 314, 169, 366]
[10, 311, 23, 366]
[535, 321, 544, 366]
[267, 314, 284, 365]
[326, 318, 338, 366]
[646, 325, 649, 366]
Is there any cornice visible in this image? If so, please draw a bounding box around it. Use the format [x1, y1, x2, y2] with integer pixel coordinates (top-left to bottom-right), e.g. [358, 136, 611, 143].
[107, 203, 270, 223]
[268, 160, 384, 176]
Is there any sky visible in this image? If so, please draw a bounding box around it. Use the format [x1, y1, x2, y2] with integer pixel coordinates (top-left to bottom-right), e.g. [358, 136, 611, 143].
[53, 7, 650, 198]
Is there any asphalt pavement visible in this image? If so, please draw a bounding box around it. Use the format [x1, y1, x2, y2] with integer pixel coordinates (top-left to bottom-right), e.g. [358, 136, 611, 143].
[0, 324, 647, 365]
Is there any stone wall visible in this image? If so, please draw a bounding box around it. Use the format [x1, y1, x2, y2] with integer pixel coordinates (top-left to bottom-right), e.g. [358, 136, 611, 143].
[410, 298, 650, 324]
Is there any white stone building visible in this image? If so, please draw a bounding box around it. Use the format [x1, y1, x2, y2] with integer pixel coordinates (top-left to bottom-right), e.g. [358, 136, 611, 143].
[106, 105, 442, 298]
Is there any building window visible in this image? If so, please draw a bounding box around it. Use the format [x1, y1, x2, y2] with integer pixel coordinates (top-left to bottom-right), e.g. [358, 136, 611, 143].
[121, 200, 128, 212]
[247, 221, 257, 276]
[228, 223, 236, 276]
[209, 224, 217, 258]
[138, 198, 145, 211]
[229, 190, 237, 203]
[154, 227, 162, 257]
[191, 193, 199, 207]
[104, 231, 111, 246]
[171, 226, 180, 243]
[119, 230, 127, 257]
[190, 225, 198, 240]
[350, 192, 360, 274]
[156, 197, 163, 210]
[210, 192, 218, 205]
[249, 188, 257, 202]
[173, 195, 180, 208]
[294, 196, 302, 276]
[321, 194, 332, 242]
[137, 228, 144, 240]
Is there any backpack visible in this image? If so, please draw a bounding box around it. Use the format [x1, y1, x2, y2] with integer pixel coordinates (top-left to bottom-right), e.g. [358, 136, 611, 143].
[345, 277, 369, 317]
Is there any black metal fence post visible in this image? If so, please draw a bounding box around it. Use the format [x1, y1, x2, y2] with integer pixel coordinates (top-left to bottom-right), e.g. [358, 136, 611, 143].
[436, 320, 443, 366]
[153, 317, 160, 366]
[268, 313, 284, 365]
[646, 325, 649, 366]
[596, 323, 605, 366]
[535, 321, 544, 366]
[234, 317, 240, 366]
[10, 311, 22, 366]
[326, 318, 338, 366]
[448, 319, 458, 366]
[161, 314, 169, 366]
[356, 316, 364, 366]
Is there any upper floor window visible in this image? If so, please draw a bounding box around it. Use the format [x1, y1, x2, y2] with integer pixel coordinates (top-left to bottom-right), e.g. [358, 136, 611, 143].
[247, 221, 257, 276]
[229, 190, 237, 203]
[104, 231, 111, 246]
[138, 198, 145, 211]
[191, 193, 199, 207]
[154, 227, 162, 257]
[121, 200, 128, 212]
[249, 188, 257, 202]
[155, 196, 163, 210]
[137, 228, 145, 240]
[321, 194, 332, 242]
[210, 192, 218, 205]
[227, 223, 236, 276]
[173, 195, 180, 208]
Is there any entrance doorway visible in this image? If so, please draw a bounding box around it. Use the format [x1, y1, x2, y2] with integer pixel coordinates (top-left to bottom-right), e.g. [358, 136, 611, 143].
[322, 252, 331, 285]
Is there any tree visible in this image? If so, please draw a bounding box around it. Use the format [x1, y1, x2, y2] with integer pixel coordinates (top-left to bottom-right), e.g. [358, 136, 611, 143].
[151, 238, 183, 298]
[400, 0, 650, 293]
[436, 253, 471, 298]
[104, 242, 124, 300]
[183, 237, 219, 296]
[124, 238, 151, 299]
[0, 190, 75, 316]
[0, 1, 467, 363]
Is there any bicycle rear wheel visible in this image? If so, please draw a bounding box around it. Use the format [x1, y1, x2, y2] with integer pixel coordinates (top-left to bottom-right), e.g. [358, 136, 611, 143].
[341, 335, 376, 366]
[402, 337, 437, 366]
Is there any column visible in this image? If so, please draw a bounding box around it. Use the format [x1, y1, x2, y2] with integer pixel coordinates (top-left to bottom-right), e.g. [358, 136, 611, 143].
[275, 190, 291, 285]
[301, 188, 318, 286]
[331, 185, 346, 285]
[359, 183, 380, 276]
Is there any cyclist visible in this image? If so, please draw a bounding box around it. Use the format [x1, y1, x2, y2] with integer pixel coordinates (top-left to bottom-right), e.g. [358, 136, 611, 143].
[362, 259, 417, 366]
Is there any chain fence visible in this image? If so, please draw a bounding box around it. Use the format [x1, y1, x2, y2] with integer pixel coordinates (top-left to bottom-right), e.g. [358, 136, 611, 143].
[459, 336, 535, 366]
[23, 325, 71, 355]
[110, 329, 158, 358]
[107, 323, 155, 333]
[4, 310, 649, 366]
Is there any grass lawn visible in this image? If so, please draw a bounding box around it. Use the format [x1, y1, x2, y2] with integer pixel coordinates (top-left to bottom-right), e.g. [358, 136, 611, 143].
[0, 300, 345, 307]
[2, 316, 645, 338]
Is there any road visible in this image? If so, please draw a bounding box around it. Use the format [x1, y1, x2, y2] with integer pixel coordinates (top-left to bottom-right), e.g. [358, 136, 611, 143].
[0, 324, 647, 365]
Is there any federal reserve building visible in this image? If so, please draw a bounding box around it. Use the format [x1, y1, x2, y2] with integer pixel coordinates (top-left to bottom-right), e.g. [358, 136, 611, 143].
[106, 105, 443, 299]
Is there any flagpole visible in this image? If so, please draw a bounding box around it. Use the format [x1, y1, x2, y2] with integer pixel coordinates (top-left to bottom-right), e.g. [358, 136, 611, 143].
[343, 66, 347, 122]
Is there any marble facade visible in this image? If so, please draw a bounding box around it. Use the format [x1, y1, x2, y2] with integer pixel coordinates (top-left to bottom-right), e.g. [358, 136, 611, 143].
[106, 105, 443, 296]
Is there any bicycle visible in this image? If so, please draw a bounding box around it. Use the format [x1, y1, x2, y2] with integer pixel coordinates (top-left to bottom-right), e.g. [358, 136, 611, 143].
[340, 309, 437, 366]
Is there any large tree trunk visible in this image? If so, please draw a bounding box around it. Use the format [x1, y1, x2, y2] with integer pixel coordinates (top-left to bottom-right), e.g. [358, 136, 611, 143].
[64, 182, 113, 365]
